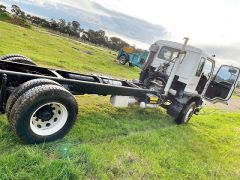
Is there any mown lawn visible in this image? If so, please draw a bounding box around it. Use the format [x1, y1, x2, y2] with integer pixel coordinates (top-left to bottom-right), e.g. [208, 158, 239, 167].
[0, 21, 240, 179]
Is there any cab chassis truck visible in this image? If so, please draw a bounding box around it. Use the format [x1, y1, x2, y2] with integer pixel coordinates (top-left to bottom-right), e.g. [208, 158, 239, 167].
[0, 38, 239, 144]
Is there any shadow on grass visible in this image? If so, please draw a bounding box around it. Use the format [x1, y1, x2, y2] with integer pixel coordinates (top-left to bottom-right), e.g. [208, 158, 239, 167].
[0, 105, 175, 149]
[67, 106, 175, 144]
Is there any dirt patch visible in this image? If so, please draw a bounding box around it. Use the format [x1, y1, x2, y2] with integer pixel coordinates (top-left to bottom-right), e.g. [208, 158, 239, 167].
[204, 97, 240, 111]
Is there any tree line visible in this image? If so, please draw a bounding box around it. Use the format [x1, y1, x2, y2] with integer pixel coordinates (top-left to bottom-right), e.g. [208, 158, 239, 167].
[0, 4, 143, 51]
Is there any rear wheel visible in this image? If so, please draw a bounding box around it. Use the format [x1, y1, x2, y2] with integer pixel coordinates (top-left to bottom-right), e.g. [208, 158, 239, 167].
[175, 102, 196, 124]
[4, 57, 37, 66]
[128, 62, 134, 67]
[9, 84, 78, 144]
[6, 78, 62, 119]
[0, 54, 28, 60]
[119, 55, 128, 65]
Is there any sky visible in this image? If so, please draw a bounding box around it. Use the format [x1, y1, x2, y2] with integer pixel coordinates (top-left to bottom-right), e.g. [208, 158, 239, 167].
[1, 0, 240, 66]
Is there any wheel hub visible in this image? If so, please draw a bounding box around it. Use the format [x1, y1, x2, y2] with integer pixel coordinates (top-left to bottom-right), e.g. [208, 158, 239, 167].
[36, 105, 54, 121]
[30, 102, 68, 136]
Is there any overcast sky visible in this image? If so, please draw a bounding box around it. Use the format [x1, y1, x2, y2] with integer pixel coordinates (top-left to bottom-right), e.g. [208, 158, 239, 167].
[1, 0, 240, 66]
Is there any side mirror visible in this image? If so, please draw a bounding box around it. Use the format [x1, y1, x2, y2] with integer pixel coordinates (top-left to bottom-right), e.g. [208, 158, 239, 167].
[229, 68, 237, 74]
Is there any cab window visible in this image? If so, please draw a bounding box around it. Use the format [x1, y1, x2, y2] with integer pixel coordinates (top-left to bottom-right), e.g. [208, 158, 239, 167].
[157, 46, 180, 61]
[215, 66, 239, 84]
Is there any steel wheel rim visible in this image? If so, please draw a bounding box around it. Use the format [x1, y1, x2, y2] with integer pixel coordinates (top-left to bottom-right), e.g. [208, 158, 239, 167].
[30, 102, 68, 136]
[184, 107, 194, 123]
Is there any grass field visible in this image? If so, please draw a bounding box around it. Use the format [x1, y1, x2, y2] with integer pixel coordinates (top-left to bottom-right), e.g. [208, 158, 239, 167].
[0, 21, 240, 179]
[0, 20, 139, 79]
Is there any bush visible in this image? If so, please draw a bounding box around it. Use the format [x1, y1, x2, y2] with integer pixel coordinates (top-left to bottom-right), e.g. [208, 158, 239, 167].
[9, 16, 31, 28]
[0, 12, 12, 21]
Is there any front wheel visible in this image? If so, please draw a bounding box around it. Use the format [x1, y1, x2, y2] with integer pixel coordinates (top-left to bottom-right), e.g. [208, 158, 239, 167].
[175, 102, 196, 124]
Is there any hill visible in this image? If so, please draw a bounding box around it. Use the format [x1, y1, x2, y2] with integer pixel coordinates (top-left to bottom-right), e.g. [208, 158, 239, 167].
[0, 21, 240, 179]
[0, 20, 140, 79]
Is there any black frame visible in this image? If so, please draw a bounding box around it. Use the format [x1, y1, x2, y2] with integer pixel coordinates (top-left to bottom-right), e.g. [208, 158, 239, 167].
[0, 60, 159, 113]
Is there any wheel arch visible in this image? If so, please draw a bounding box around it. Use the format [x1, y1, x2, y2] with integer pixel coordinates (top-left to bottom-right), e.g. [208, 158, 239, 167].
[167, 94, 203, 119]
[175, 94, 203, 107]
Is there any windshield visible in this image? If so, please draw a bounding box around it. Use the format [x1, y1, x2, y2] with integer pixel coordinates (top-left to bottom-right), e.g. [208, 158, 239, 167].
[151, 46, 181, 68]
[215, 66, 239, 84]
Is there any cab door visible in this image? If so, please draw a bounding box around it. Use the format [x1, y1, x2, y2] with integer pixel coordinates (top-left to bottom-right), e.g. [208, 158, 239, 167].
[204, 65, 240, 103]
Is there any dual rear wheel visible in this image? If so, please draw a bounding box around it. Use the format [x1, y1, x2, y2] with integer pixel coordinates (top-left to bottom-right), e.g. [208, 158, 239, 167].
[0, 54, 37, 66]
[6, 79, 78, 144]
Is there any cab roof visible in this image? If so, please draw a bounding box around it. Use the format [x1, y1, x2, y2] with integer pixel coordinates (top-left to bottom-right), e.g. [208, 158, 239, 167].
[155, 40, 214, 60]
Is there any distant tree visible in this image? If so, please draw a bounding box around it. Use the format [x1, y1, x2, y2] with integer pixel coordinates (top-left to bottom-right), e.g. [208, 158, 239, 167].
[108, 37, 130, 50]
[58, 19, 66, 33]
[30, 16, 42, 26]
[26, 14, 32, 21]
[72, 21, 80, 30]
[81, 31, 89, 41]
[11, 5, 25, 18]
[65, 22, 72, 35]
[50, 19, 59, 31]
[5, 4, 135, 50]
[71, 21, 81, 37]
[0, 4, 6, 12]
[95, 30, 107, 46]
[40, 19, 51, 28]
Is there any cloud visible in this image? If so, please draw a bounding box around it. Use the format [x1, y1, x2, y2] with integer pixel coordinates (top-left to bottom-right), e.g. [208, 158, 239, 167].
[0, 0, 168, 46]
[202, 44, 240, 66]
[17, 0, 107, 15]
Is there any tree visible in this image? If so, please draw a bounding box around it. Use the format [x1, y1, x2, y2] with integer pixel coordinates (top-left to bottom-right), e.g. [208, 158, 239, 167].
[26, 14, 32, 21]
[50, 19, 59, 31]
[6, 3, 134, 50]
[11, 5, 25, 18]
[0, 4, 6, 12]
[71, 21, 81, 37]
[58, 19, 66, 33]
[81, 31, 89, 41]
[108, 37, 130, 50]
[30, 16, 42, 26]
[95, 30, 107, 46]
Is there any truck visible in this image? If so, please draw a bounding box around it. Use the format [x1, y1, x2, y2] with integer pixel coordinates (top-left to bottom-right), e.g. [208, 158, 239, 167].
[117, 47, 149, 68]
[0, 38, 239, 144]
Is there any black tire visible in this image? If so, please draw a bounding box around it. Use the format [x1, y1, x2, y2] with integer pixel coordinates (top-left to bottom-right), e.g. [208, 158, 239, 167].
[129, 62, 134, 67]
[4, 57, 37, 66]
[175, 102, 196, 124]
[6, 78, 62, 119]
[0, 54, 28, 60]
[9, 84, 78, 144]
[119, 55, 128, 65]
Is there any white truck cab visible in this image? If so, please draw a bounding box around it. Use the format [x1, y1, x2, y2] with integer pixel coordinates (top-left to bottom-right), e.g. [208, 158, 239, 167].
[139, 38, 240, 124]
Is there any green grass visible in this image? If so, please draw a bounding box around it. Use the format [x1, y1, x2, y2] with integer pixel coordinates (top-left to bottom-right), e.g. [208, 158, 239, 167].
[0, 96, 240, 179]
[0, 21, 140, 79]
[0, 20, 240, 179]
